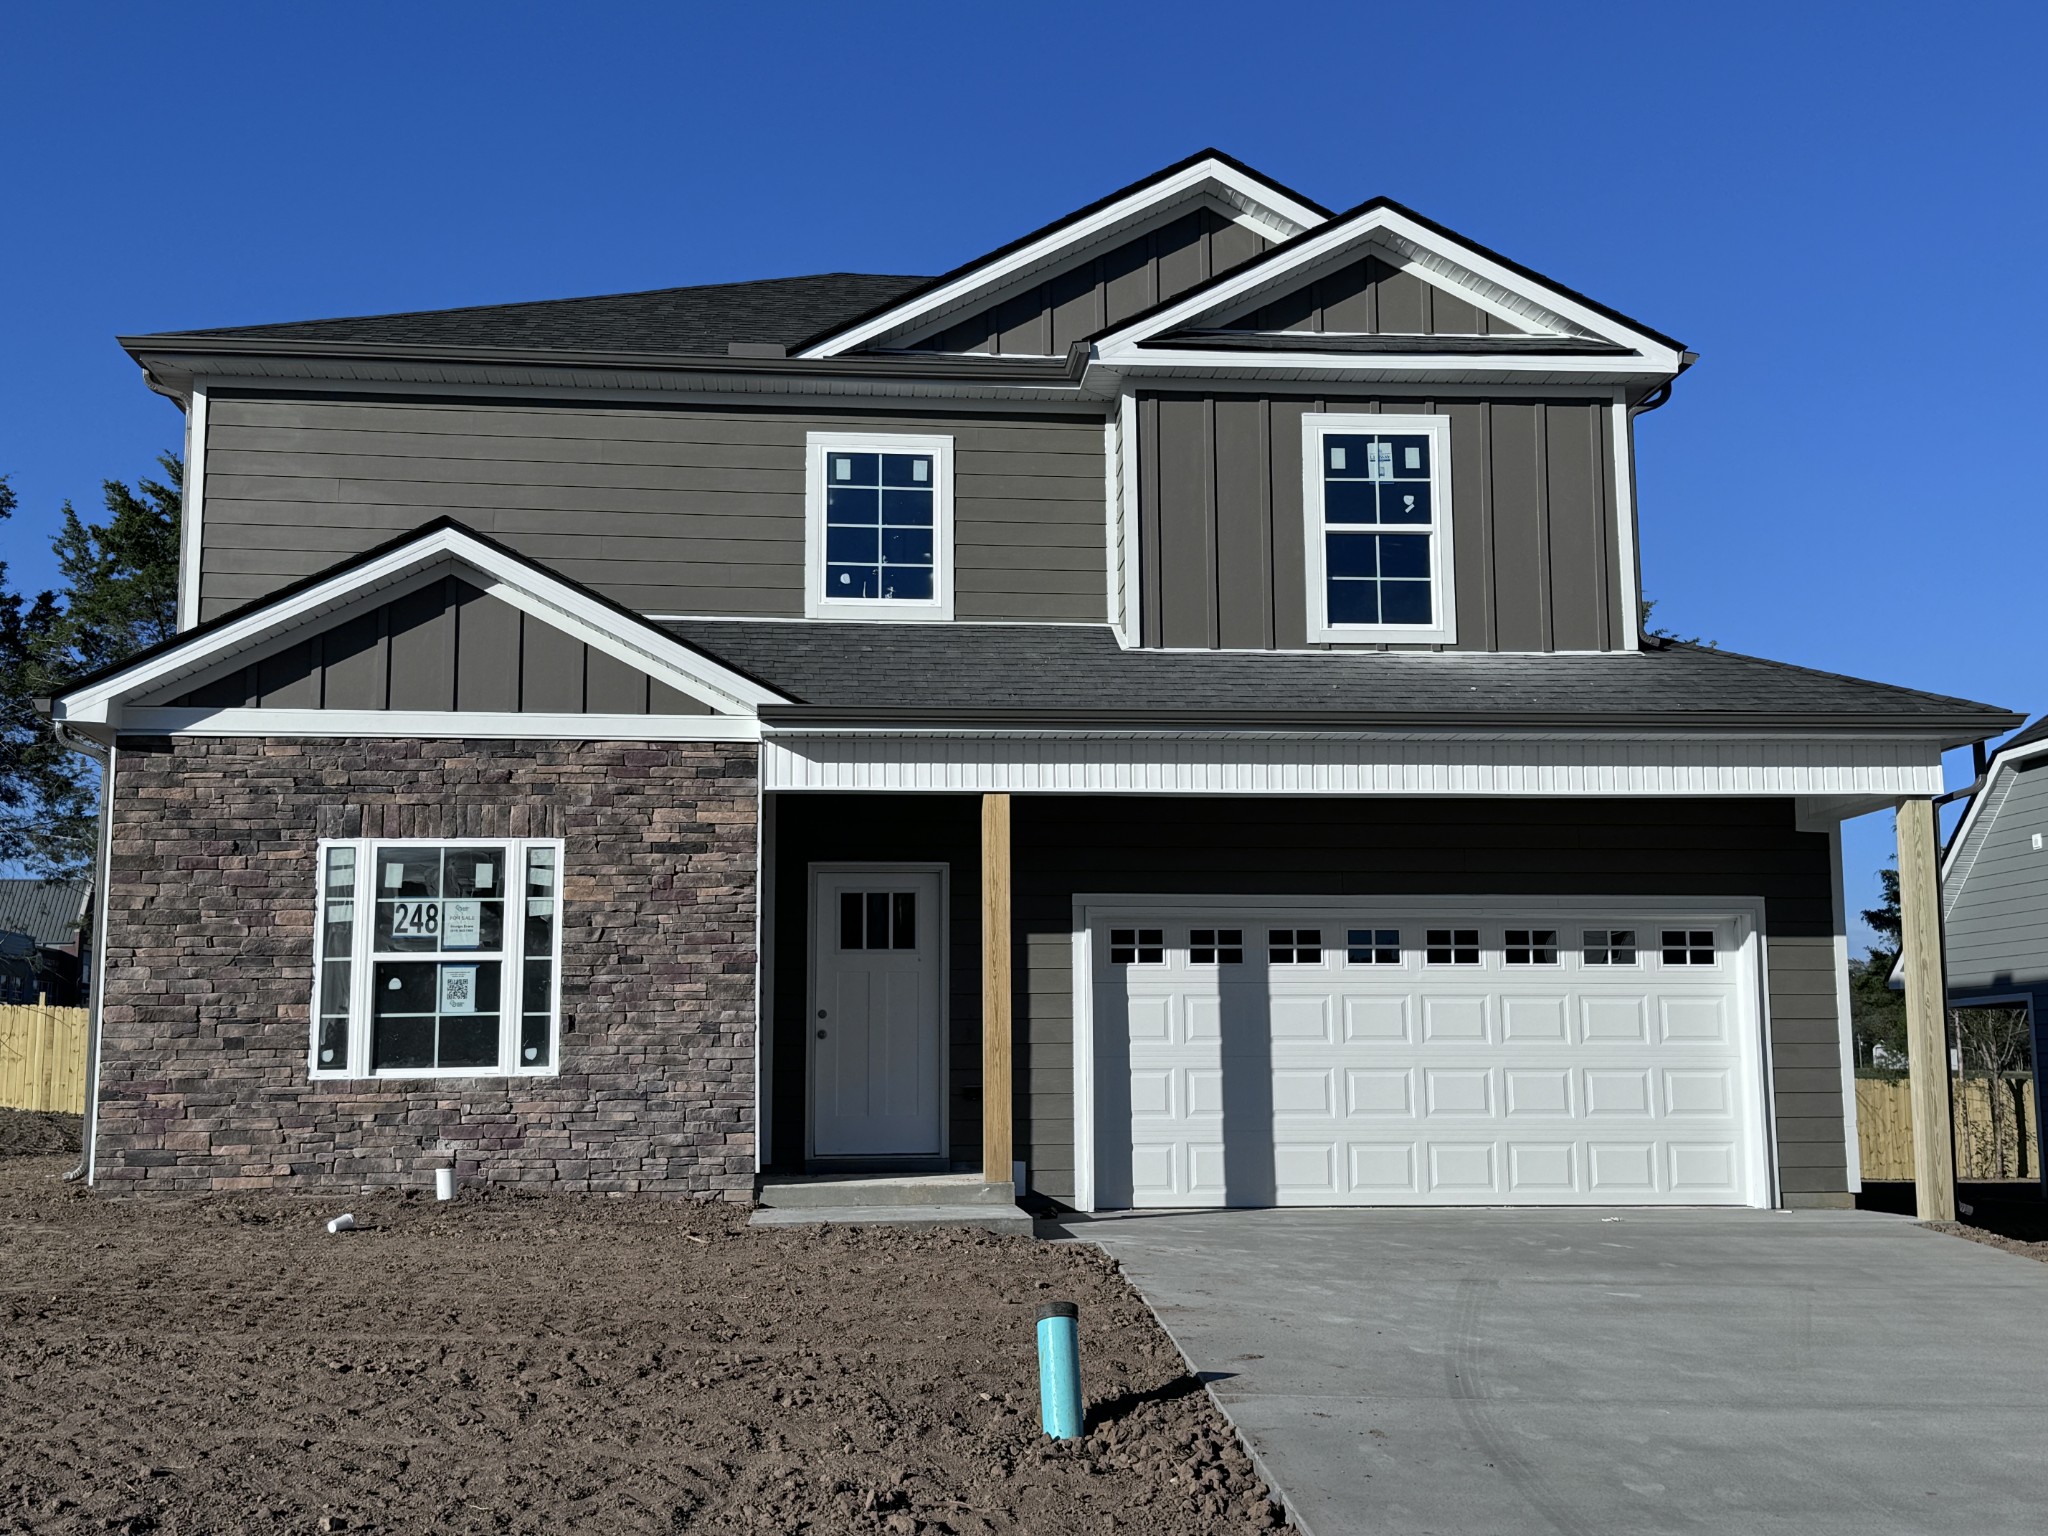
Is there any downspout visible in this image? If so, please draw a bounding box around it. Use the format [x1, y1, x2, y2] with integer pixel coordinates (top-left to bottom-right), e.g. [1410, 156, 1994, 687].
[49, 718, 115, 1185]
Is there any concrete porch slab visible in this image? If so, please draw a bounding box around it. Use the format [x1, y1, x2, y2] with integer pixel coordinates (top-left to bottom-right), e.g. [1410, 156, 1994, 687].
[748, 1202, 1033, 1233]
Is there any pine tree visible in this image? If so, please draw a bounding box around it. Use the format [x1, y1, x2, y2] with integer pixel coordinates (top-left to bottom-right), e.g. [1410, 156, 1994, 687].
[0, 456, 181, 877]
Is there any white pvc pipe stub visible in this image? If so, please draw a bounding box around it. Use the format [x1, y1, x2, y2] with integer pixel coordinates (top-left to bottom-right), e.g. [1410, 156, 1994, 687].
[435, 1167, 456, 1202]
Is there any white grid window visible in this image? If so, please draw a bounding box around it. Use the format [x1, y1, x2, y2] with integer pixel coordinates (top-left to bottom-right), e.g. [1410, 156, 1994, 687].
[1269, 929, 1323, 964]
[1504, 929, 1559, 965]
[1302, 413, 1457, 644]
[1189, 928, 1244, 965]
[805, 432, 955, 620]
[1426, 928, 1481, 965]
[312, 838, 563, 1078]
[1661, 929, 1716, 966]
[1110, 928, 1164, 966]
[1583, 929, 1638, 965]
[1346, 928, 1401, 964]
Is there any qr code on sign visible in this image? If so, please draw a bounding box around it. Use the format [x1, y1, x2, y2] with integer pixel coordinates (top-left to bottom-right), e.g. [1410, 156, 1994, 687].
[439, 965, 477, 1013]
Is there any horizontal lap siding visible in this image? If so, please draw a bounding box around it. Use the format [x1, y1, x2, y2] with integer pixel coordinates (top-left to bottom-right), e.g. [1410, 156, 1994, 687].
[1945, 762, 2048, 992]
[1139, 393, 1619, 652]
[1008, 795, 1842, 1203]
[200, 395, 1106, 623]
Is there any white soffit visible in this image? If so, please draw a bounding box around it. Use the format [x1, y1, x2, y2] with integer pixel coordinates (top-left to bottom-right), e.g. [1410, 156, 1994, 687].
[53, 524, 786, 731]
[799, 158, 1328, 359]
[1093, 205, 1686, 374]
[759, 732, 1945, 797]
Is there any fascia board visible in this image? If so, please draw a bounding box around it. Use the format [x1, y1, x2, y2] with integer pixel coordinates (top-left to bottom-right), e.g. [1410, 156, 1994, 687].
[797, 160, 1328, 360]
[1092, 351, 1682, 382]
[1094, 206, 1686, 372]
[55, 526, 785, 725]
[119, 708, 763, 742]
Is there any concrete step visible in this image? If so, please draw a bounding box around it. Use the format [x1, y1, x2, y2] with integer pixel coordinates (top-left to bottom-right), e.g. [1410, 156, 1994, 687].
[756, 1172, 1019, 1210]
[748, 1203, 1034, 1234]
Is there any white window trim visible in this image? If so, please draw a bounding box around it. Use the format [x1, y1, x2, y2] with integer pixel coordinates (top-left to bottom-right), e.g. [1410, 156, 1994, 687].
[1300, 412, 1458, 645]
[310, 836, 565, 1081]
[804, 432, 955, 622]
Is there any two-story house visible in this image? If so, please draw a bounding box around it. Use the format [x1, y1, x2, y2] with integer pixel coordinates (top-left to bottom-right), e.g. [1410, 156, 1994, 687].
[53, 151, 2018, 1214]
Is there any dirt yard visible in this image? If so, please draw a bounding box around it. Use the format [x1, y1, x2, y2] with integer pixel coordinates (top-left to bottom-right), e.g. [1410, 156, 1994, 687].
[0, 1120, 1285, 1535]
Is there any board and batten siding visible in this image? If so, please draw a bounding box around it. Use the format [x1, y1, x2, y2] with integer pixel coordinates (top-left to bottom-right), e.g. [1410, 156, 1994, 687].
[144, 575, 708, 715]
[1136, 392, 1625, 652]
[1225, 253, 1526, 335]
[1946, 758, 2048, 994]
[198, 394, 1107, 624]
[1009, 795, 1846, 1205]
[910, 208, 1268, 356]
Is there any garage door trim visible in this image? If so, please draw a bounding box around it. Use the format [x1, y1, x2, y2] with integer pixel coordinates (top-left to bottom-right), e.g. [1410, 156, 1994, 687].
[1070, 894, 1776, 1213]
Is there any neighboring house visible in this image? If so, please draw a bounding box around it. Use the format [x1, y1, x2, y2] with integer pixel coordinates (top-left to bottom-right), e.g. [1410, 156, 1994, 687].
[1937, 714, 2048, 1180]
[50, 150, 2019, 1210]
[0, 877, 92, 1004]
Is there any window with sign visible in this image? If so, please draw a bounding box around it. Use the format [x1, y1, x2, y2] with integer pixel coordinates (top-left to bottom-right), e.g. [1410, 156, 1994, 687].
[807, 432, 955, 620]
[310, 839, 563, 1078]
[1302, 413, 1457, 643]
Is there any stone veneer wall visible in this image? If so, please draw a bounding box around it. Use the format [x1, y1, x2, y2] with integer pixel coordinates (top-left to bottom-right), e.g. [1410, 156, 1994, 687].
[93, 737, 758, 1196]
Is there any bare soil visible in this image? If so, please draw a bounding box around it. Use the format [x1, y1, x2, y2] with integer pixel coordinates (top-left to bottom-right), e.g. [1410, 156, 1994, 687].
[0, 1154, 1286, 1535]
[1926, 1220, 2048, 1264]
[0, 1109, 81, 1161]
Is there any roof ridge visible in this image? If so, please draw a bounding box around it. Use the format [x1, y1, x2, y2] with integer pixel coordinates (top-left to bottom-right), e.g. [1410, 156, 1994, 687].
[144, 272, 932, 342]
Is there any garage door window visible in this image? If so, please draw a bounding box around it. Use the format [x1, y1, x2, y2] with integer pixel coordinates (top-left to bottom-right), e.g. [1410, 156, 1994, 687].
[1110, 928, 1165, 966]
[1583, 929, 1639, 965]
[1269, 929, 1324, 964]
[1662, 929, 1716, 965]
[1425, 928, 1480, 965]
[1346, 928, 1401, 965]
[1504, 929, 1559, 965]
[1189, 929, 1243, 965]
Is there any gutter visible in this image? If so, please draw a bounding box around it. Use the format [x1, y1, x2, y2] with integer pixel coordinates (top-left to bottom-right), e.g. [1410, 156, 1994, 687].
[47, 716, 114, 1186]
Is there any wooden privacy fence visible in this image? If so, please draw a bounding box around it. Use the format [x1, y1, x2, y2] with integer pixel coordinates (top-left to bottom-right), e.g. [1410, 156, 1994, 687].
[1857, 1075, 2041, 1182]
[0, 1003, 90, 1113]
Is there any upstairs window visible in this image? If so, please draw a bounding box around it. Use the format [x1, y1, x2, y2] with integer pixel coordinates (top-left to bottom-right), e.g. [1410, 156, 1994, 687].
[1301, 414, 1456, 644]
[806, 432, 954, 620]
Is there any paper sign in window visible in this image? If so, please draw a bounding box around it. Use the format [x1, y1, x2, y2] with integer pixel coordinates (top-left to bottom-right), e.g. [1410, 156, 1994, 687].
[442, 900, 483, 949]
[439, 965, 477, 1014]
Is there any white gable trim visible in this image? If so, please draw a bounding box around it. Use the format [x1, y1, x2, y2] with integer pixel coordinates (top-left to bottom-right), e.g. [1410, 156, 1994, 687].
[799, 158, 1327, 359]
[1093, 205, 1686, 375]
[53, 524, 787, 732]
[119, 707, 762, 742]
[1942, 732, 2048, 887]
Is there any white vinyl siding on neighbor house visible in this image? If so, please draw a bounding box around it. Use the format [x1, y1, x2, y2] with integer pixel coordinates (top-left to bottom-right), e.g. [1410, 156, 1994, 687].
[311, 837, 564, 1079]
[1300, 412, 1457, 645]
[804, 432, 955, 621]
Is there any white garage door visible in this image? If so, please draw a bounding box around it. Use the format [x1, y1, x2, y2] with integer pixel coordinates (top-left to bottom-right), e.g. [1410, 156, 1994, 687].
[1082, 904, 1769, 1209]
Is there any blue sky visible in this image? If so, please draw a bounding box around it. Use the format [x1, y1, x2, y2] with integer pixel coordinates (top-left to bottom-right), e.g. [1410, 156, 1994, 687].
[2, 2, 2042, 940]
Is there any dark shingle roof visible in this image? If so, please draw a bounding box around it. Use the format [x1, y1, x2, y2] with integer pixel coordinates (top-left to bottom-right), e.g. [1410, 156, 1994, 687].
[663, 621, 2018, 740]
[149, 273, 931, 356]
[0, 878, 90, 948]
[1999, 715, 2048, 753]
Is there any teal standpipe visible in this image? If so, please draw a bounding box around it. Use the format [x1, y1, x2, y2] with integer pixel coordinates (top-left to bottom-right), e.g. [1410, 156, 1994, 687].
[1037, 1301, 1082, 1440]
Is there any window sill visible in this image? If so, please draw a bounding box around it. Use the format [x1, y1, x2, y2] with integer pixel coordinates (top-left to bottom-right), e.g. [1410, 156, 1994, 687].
[804, 600, 955, 623]
[308, 1068, 560, 1083]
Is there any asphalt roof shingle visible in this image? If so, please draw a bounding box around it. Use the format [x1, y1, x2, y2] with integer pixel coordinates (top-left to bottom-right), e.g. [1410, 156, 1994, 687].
[0, 879, 90, 948]
[153, 273, 931, 356]
[662, 621, 2017, 739]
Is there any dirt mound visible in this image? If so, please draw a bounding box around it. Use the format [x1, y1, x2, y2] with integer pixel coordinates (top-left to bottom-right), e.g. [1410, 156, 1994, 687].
[0, 1167, 1287, 1533]
[0, 1107, 81, 1159]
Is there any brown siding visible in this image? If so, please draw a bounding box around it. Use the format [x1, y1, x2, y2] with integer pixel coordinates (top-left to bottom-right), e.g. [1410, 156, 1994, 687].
[911, 208, 1269, 354]
[1228, 253, 1527, 334]
[94, 736, 758, 1196]
[1138, 392, 1621, 652]
[199, 395, 1107, 624]
[148, 575, 708, 714]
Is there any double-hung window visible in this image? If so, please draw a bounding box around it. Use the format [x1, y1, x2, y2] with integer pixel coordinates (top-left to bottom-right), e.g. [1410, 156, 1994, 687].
[311, 838, 564, 1078]
[805, 431, 955, 620]
[1302, 413, 1456, 643]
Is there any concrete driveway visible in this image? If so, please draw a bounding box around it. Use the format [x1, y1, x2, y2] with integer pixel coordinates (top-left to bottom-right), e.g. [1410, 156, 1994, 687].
[1076, 1209, 2048, 1536]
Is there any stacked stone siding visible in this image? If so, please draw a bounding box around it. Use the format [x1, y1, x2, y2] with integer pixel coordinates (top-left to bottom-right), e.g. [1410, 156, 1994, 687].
[94, 737, 758, 1196]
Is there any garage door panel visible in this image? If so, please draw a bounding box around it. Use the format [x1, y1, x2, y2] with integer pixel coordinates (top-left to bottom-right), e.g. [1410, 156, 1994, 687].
[1096, 907, 1763, 1209]
[1422, 995, 1492, 1043]
[1502, 994, 1570, 1041]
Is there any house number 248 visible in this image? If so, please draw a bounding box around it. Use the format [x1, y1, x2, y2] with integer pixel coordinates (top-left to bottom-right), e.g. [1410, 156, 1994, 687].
[389, 900, 440, 936]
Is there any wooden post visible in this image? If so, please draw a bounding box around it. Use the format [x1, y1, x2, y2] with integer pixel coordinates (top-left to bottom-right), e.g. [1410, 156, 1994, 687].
[1897, 797, 1957, 1221]
[982, 792, 1014, 1187]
